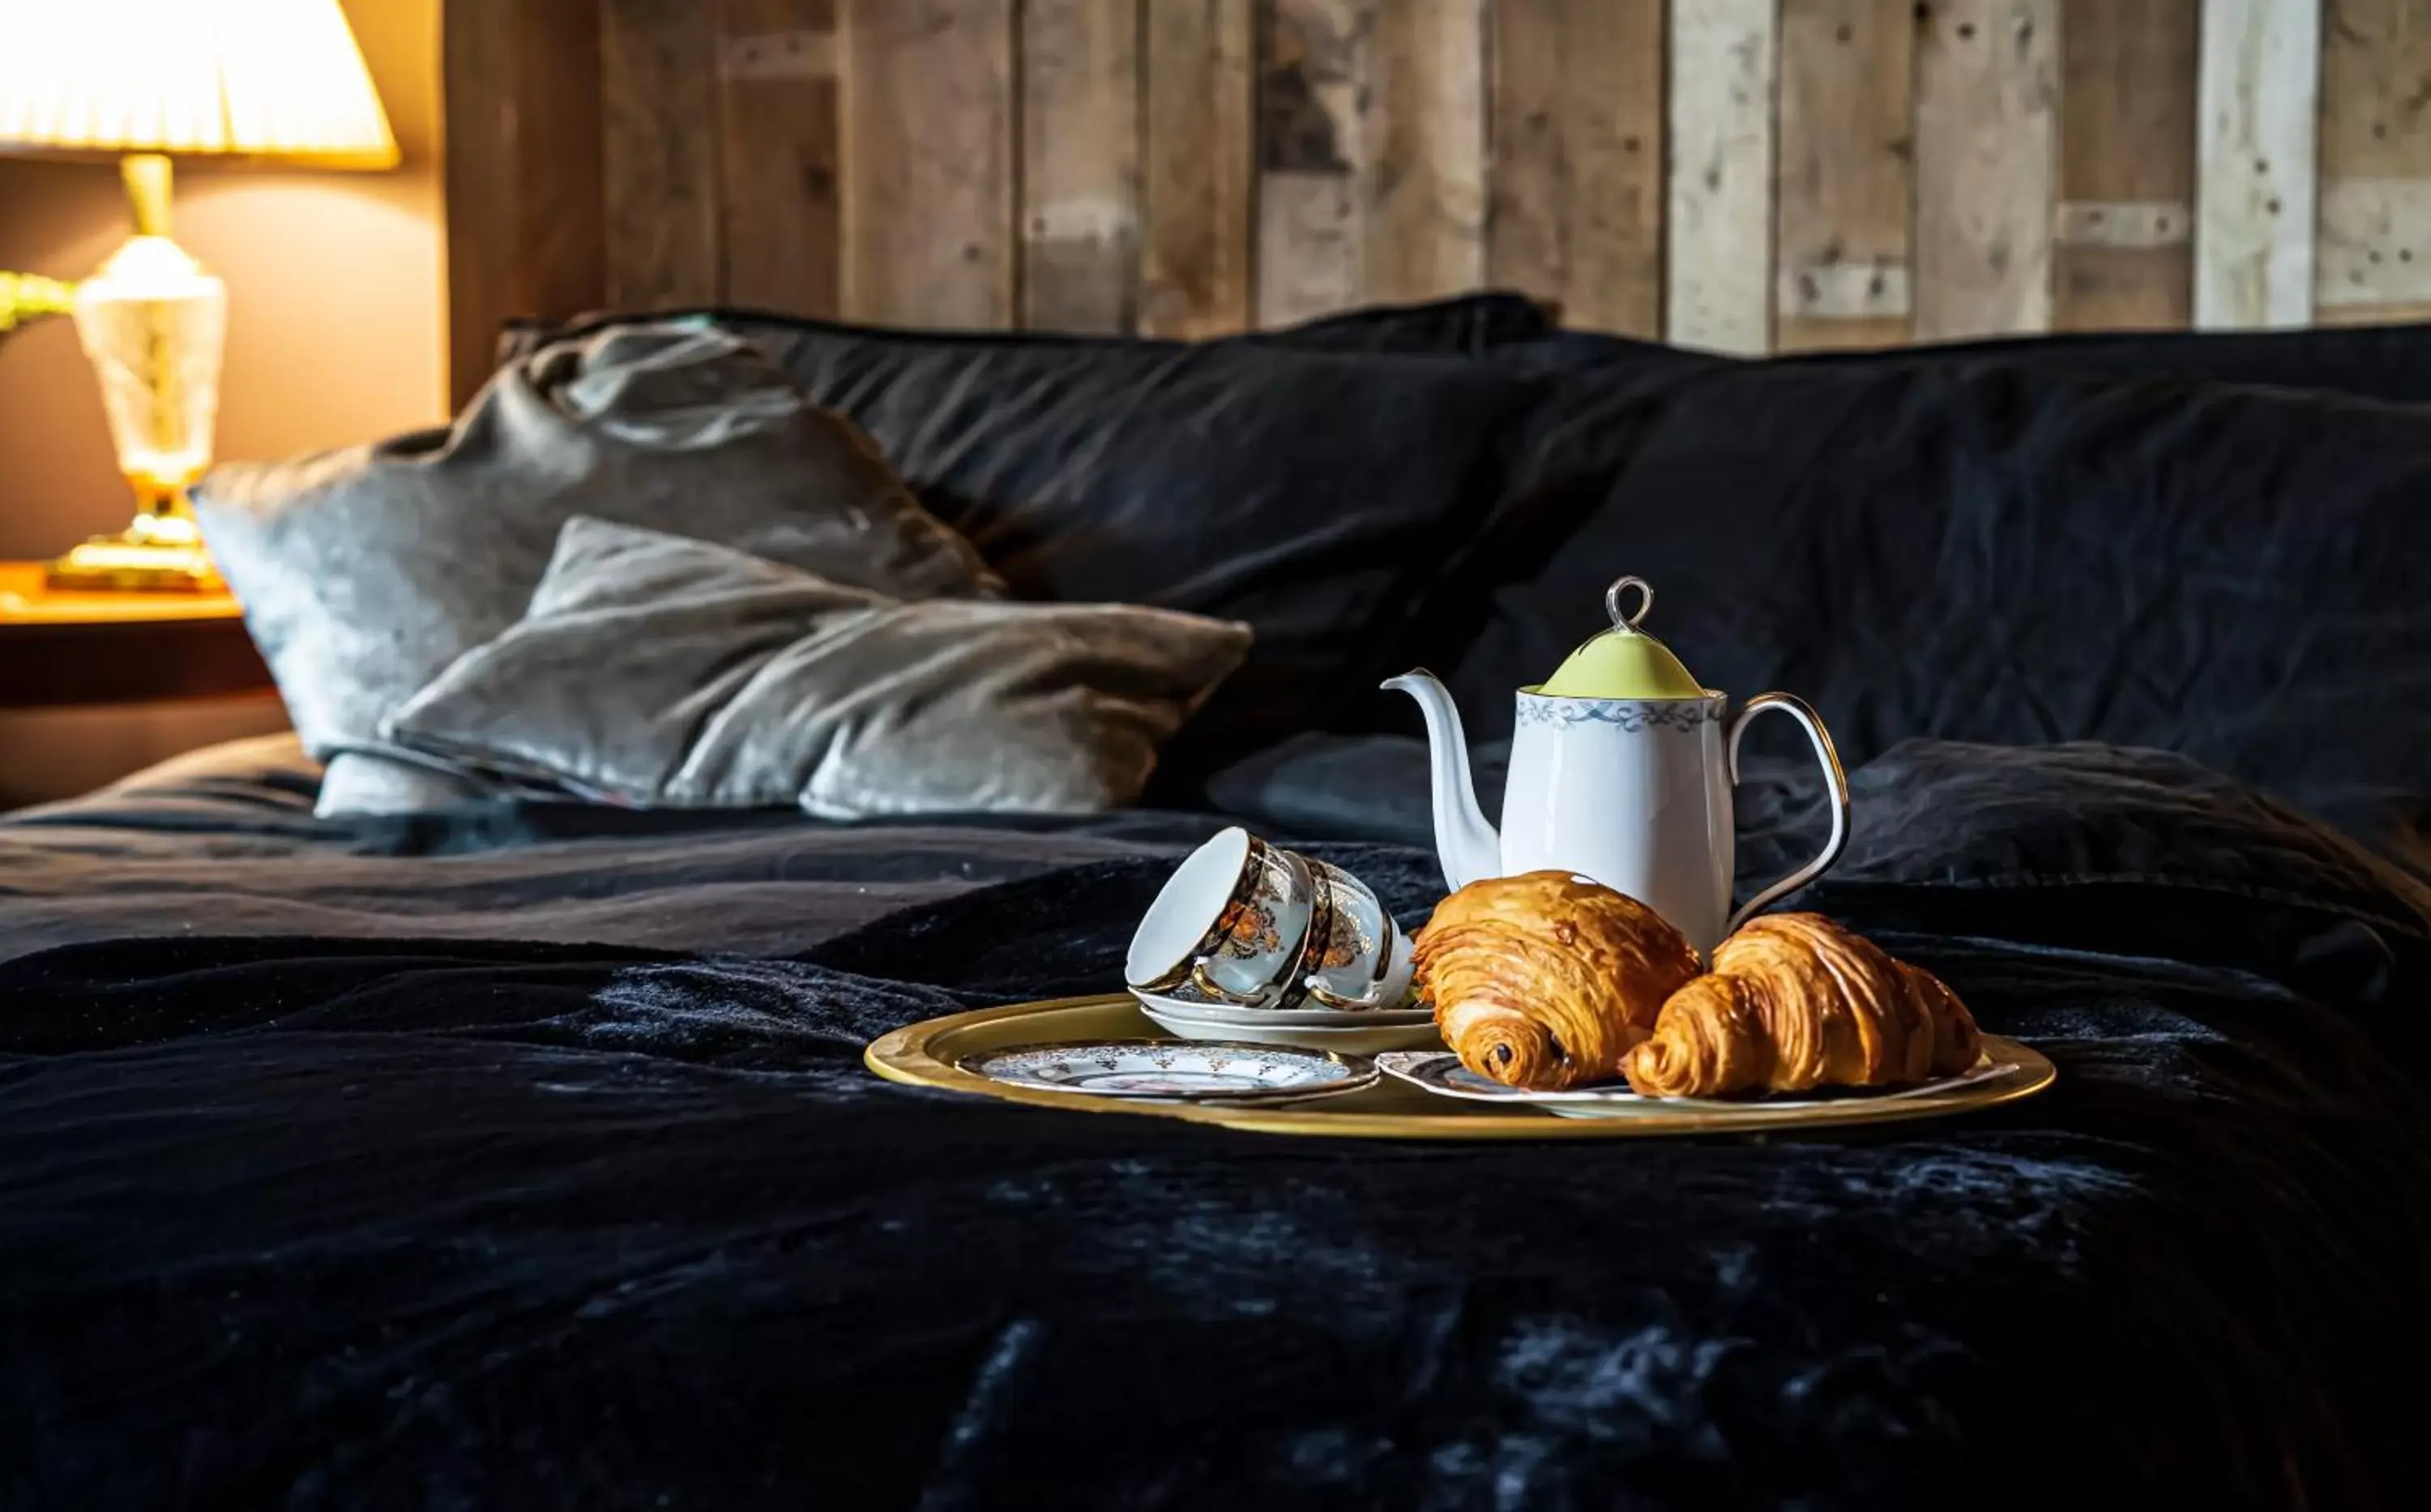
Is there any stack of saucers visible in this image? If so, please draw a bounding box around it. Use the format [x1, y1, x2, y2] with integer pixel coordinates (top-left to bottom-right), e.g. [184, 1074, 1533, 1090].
[1124, 828, 1440, 1053]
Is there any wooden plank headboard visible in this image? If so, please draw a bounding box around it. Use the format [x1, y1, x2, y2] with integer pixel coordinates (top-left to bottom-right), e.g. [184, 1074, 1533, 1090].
[441, 0, 2431, 405]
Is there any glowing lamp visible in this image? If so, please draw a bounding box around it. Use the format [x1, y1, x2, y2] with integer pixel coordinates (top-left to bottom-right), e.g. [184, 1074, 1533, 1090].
[0, 0, 398, 589]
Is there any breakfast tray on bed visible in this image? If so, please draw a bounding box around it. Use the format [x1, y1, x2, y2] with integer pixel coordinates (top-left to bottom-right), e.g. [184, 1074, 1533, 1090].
[864, 995, 2057, 1141]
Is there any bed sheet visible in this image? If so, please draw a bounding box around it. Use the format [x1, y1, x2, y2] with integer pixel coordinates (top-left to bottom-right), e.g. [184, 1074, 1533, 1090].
[4, 735, 2429, 1509]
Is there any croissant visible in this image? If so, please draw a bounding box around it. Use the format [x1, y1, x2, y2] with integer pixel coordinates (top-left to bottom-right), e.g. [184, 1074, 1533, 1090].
[1414, 872, 1703, 1091]
[1625, 912, 1981, 1098]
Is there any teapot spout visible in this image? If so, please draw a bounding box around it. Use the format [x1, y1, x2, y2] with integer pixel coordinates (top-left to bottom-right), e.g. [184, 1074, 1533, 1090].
[1382, 670, 1500, 893]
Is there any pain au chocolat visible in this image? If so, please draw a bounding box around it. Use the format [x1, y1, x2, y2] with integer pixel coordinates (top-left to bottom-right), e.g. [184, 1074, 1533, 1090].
[1412, 871, 1703, 1091]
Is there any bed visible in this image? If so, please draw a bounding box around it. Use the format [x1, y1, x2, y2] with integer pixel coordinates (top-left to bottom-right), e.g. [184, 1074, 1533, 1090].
[8, 707, 2431, 1507]
[6, 295, 2431, 1510]
[14, 5, 2431, 1498]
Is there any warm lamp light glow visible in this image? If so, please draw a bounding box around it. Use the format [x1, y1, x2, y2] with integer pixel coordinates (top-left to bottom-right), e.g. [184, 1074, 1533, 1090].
[0, 0, 400, 588]
[0, 0, 399, 168]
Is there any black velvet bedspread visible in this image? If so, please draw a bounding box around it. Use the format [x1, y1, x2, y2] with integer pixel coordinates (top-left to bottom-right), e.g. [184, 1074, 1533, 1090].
[5, 737, 2430, 1510]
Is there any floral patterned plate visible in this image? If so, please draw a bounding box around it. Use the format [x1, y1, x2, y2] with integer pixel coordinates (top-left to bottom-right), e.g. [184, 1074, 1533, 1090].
[958, 1040, 1378, 1104]
[1374, 1050, 2021, 1118]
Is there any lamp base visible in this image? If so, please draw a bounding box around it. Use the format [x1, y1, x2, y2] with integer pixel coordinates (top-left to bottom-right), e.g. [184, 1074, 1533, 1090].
[45, 507, 221, 593]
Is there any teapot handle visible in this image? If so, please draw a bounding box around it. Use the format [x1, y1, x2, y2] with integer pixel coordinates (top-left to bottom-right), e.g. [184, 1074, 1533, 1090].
[1723, 693, 1850, 937]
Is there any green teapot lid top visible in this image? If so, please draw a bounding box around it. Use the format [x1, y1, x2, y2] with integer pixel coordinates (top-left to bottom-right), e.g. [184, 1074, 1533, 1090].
[1536, 577, 1706, 699]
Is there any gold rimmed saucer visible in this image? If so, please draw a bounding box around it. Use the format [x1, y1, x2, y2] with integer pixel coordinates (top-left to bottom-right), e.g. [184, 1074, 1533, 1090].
[865, 994, 2058, 1141]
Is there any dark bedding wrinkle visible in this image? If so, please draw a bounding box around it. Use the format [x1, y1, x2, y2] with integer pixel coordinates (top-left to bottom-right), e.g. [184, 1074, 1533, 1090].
[0, 736, 1237, 963]
[6, 737, 2431, 1507]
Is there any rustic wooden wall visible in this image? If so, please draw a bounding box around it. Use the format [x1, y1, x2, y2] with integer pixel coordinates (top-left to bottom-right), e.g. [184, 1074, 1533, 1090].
[443, 0, 2431, 404]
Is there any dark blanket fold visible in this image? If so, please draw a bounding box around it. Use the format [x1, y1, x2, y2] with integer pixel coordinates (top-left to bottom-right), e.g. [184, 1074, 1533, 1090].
[5, 741, 2431, 1510]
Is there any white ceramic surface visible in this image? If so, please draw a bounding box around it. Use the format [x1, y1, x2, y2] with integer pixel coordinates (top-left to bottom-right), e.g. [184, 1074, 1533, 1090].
[1124, 827, 1313, 1005]
[1126, 830, 1416, 1012]
[1383, 673, 1849, 957]
[1374, 1050, 2019, 1117]
[1140, 1004, 1444, 1053]
[1128, 985, 1426, 1027]
[961, 1040, 1374, 1102]
[1502, 689, 1735, 952]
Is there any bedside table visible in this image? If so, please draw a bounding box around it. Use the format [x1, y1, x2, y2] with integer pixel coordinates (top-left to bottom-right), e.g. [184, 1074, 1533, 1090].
[0, 560, 289, 809]
[0, 561, 274, 708]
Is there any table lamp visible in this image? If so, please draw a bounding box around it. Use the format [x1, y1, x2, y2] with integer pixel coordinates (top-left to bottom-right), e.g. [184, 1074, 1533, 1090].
[0, 0, 398, 591]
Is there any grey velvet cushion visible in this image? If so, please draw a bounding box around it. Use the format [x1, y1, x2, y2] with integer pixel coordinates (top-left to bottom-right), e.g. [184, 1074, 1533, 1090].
[381, 519, 1253, 818]
[194, 325, 999, 817]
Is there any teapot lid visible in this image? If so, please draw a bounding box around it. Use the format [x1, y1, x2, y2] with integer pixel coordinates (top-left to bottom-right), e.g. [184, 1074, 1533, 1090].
[1536, 577, 1705, 699]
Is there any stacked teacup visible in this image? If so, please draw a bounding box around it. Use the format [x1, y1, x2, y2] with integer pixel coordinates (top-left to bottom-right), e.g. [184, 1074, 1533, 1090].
[1125, 827, 1436, 1053]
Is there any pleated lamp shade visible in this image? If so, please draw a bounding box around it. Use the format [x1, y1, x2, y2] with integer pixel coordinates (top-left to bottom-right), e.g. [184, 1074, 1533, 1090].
[0, 0, 398, 168]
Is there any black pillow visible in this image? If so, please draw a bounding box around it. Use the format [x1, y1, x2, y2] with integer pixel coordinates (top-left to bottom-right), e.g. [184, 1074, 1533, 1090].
[1244, 292, 1555, 354]
[496, 292, 1556, 370]
[1483, 328, 1733, 382]
[1795, 319, 2431, 403]
[1509, 318, 2431, 403]
[1449, 357, 2431, 818]
[771, 335, 1544, 788]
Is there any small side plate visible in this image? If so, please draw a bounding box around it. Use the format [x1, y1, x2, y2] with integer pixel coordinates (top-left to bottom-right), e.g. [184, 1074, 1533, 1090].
[1374, 1050, 2021, 1119]
[959, 1040, 1378, 1104]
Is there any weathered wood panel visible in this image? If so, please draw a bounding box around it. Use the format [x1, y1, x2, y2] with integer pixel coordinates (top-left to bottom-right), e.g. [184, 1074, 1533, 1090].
[1255, 0, 1487, 324]
[1913, 0, 2058, 340]
[2316, 179, 2431, 317]
[839, 0, 1016, 327]
[1774, 0, 1913, 351]
[442, 0, 2429, 361]
[1486, 0, 1664, 335]
[1022, 0, 1139, 332]
[1361, 0, 1489, 302]
[716, 0, 840, 316]
[2195, 0, 2322, 328]
[1256, 0, 1361, 327]
[442, 0, 604, 406]
[601, 0, 722, 308]
[2053, 0, 2198, 331]
[1666, 0, 1776, 352]
[1140, 0, 1255, 337]
[2316, 0, 2431, 318]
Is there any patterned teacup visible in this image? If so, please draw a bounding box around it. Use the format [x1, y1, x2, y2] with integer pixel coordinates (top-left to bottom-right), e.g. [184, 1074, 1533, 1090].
[1297, 857, 1413, 1011]
[1127, 828, 1409, 1011]
[1127, 828, 1310, 1006]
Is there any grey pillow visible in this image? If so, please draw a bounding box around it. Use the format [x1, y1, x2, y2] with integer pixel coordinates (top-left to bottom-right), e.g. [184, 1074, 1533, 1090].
[380, 519, 1253, 818]
[194, 325, 999, 817]
[310, 746, 489, 813]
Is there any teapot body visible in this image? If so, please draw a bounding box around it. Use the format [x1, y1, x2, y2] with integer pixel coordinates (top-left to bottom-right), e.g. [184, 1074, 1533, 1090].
[1384, 668, 1848, 959]
[1503, 689, 1734, 955]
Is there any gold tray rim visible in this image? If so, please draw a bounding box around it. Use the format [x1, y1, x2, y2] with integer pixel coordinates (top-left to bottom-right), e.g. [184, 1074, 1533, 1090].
[865, 994, 2058, 1141]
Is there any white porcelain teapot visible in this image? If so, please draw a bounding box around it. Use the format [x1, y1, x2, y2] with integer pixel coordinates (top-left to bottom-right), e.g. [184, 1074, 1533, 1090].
[1383, 577, 1849, 956]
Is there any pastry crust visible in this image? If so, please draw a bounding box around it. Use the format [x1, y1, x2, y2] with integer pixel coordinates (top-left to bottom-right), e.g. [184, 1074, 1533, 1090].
[1626, 912, 1982, 1098]
[1413, 872, 1703, 1091]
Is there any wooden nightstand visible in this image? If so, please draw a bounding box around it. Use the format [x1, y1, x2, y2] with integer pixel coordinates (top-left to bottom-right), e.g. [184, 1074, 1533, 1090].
[0, 562, 275, 708]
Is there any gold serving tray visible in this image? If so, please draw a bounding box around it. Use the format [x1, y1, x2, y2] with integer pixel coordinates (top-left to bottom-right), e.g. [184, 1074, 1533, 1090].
[864, 994, 2057, 1141]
